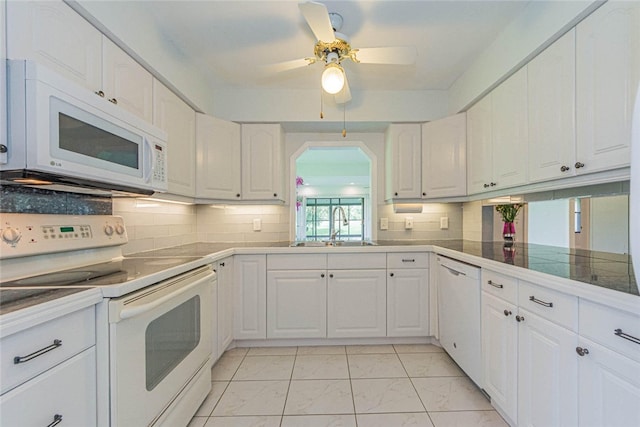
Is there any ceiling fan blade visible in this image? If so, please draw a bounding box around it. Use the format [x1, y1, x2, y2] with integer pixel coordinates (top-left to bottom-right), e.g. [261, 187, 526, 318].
[335, 74, 351, 104]
[261, 58, 313, 74]
[354, 47, 417, 65]
[299, 1, 335, 42]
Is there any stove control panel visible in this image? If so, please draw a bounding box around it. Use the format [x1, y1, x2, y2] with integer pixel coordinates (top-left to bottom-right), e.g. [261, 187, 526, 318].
[0, 214, 128, 259]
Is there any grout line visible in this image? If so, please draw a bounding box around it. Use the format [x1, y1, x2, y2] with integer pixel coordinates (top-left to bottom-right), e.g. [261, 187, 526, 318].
[278, 346, 298, 427]
[345, 351, 359, 427]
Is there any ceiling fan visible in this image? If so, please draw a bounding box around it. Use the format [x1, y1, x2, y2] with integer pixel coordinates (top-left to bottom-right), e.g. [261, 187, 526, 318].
[265, 1, 417, 104]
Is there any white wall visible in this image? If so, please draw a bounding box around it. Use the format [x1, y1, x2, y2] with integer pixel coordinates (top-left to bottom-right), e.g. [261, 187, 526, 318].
[527, 199, 570, 248]
[590, 195, 629, 254]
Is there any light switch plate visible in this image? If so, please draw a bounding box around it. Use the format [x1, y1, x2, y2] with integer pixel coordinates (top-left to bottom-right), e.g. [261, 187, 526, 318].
[405, 217, 414, 229]
[440, 217, 449, 230]
[380, 218, 388, 230]
[253, 218, 261, 231]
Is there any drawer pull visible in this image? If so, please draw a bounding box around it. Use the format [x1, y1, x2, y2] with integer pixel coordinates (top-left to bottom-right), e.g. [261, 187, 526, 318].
[614, 329, 640, 345]
[529, 296, 553, 308]
[46, 414, 63, 427]
[14, 339, 63, 364]
[402, 259, 415, 263]
[576, 347, 590, 357]
[487, 280, 504, 289]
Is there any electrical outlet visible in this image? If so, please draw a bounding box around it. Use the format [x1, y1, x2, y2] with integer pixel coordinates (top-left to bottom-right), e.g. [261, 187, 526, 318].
[405, 217, 414, 229]
[440, 217, 449, 230]
[253, 218, 261, 231]
[380, 218, 388, 230]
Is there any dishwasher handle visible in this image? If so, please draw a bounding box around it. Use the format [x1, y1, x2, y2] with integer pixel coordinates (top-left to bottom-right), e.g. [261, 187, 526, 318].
[440, 264, 466, 277]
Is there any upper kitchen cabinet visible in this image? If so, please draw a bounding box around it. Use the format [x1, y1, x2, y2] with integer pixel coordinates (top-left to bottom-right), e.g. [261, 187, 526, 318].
[421, 113, 467, 198]
[528, 30, 576, 183]
[241, 124, 285, 202]
[466, 95, 493, 194]
[196, 114, 242, 200]
[153, 80, 196, 197]
[575, 0, 640, 174]
[7, 1, 154, 123]
[385, 123, 422, 201]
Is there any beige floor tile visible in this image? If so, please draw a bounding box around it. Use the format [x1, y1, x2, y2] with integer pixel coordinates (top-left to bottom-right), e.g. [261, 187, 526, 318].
[187, 416, 208, 427]
[412, 377, 493, 411]
[212, 356, 245, 381]
[212, 380, 289, 416]
[428, 410, 509, 427]
[195, 381, 229, 416]
[351, 378, 425, 414]
[204, 416, 281, 427]
[398, 353, 465, 377]
[348, 353, 407, 378]
[292, 354, 349, 379]
[233, 355, 295, 380]
[296, 345, 346, 355]
[357, 412, 434, 427]
[246, 346, 297, 356]
[346, 345, 395, 354]
[394, 344, 444, 354]
[281, 414, 357, 427]
[223, 347, 250, 357]
[284, 379, 354, 415]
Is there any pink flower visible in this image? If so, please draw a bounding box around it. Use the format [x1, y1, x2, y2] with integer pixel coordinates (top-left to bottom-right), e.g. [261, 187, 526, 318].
[296, 176, 304, 187]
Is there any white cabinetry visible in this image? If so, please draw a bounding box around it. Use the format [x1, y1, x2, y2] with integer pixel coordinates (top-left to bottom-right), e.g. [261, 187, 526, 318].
[1, 0, 6, 164]
[385, 124, 422, 200]
[216, 257, 234, 358]
[241, 124, 285, 202]
[327, 253, 387, 338]
[466, 96, 493, 194]
[527, 30, 576, 183]
[386, 253, 429, 337]
[576, 1, 640, 174]
[153, 80, 196, 197]
[421, 113, 467, 198]
[196, 114, 242, 200]
[234, 254, 267, 340]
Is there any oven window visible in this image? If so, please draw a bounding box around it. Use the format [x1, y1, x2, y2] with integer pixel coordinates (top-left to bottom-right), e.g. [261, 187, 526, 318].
[145, 296, 201, 391]
[59, 113, 139, 169]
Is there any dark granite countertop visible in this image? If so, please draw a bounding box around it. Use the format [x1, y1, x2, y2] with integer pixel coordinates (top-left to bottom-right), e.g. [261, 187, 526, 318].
[130, 240, 637, 297]
[0, 288, 89, 315]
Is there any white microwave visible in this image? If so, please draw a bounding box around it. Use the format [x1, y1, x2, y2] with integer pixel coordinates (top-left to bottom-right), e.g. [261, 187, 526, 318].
[1, 60, 168, 195]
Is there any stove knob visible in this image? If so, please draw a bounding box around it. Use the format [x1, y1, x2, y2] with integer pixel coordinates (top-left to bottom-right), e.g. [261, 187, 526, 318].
[1, 227, 22, 245]
[104, 224, 114, 236]
[115, 224, 125, 235]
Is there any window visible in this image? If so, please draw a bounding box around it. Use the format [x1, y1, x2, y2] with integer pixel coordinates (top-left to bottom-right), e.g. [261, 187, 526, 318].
[305, 198, 364, 241]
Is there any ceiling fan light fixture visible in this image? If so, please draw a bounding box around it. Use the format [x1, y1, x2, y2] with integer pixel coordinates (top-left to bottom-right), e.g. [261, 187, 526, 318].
[321, 63, 345, 94]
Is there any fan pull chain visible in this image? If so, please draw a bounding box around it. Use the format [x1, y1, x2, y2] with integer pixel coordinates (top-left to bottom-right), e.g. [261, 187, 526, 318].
[320, 84, 324, 119]
[342, 101, 347, 137]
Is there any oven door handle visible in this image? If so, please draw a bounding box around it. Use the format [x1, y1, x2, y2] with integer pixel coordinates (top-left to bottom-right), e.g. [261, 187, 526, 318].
[117, 272, 212, 321]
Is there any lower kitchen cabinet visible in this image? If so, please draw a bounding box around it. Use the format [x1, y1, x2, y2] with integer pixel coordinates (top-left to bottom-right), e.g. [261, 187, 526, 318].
[387, 268, 429, 337]
[267, 270, 327, 339]
[234, 255, 267, 340]
[517, 308, 578, 427]
[216, 257, 234, 358]
[327, 269, 387, 338]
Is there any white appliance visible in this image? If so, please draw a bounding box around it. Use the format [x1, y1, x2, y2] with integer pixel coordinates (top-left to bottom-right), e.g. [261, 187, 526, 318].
[631, 82, 640, 282]
[437, 255, 482, 386]
[0, 214, 213, 426]
[1, 60, 168, 196]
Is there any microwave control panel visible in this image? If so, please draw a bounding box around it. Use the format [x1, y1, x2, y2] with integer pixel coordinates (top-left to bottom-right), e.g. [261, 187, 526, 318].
[152, 143, 167, 185]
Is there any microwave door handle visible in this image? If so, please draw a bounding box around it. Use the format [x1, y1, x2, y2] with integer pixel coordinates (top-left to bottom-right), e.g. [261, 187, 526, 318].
[143, 137, 155, 184]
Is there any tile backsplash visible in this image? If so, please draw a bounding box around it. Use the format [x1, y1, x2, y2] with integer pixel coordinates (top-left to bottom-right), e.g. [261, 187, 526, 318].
[376, 203, 463, 241]
[196, 204, 290, 243]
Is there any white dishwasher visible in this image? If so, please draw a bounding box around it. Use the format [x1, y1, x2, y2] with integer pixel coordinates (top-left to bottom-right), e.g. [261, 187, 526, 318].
[437, 255, 482, 387]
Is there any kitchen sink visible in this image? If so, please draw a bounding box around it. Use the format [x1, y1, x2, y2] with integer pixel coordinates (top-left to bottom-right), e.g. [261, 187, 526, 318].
[290, 241, 377, 247]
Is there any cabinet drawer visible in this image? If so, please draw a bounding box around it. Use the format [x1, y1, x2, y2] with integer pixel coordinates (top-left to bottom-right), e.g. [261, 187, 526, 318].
[387, 252, 429, 269]
[579, 300, 640, 363]
[482, 269, 518, 305]
[518, 281, 578, 331]
[0, 306, 95, 394]
[267, 254, 327, 270]
[0, 348, 96, 425]
[328, 253, 386, 270]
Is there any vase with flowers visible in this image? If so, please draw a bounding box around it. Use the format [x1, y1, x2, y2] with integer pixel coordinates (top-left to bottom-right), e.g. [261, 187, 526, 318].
[495, 204, 522, 246]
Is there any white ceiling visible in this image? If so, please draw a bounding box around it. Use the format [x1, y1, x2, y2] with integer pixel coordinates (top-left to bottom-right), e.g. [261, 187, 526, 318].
[143, 0, 530, 93]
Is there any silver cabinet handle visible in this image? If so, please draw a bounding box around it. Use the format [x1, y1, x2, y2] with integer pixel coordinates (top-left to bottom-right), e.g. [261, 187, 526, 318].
[503, 309, 512, 316]
[402, 259, 415, 263]
[487, 280, 503, 289]
[516, 315, 525, 322]
[614, 329, 640, 345]
[575, 162, 585, 169]
[529, 296, 553, 308]
[108, 98, 118, 105]
[95, 90, 105, 97]
[46, 414, 63, 427]
[560, 165, 570, 172]
[14, 339, 62, 364]
[441, 265, 466, 276]
[576, 347, 589, 356]
[321, 273, 325, 278]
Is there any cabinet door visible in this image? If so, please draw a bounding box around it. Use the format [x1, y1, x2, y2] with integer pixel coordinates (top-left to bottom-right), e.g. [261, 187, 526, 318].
[267, 270, 327, 339]
[153, 79, 196, 197]
[481, 292, 518, 425]
[234, 255, 267, 340]
[492, 67, 528, 189]
[385, 124, 422, 200]
[518, 309, 578, 427]
[216, 258, 234, 358]
[327, 269, 386, 338]
[576, 1, 640, 174]
[6, 0, 102, 91]
[196, 114, 242, 200]
[1, 0, 7, 165]
[577, 338, 640, 427]
[421, 113, 467, 198]
[241, 124, 284, 201]
[528, 29, 576, 183]
[387, 269, 429, 337]
[466, 95, 493, 194]
[102, 38, 153, 122]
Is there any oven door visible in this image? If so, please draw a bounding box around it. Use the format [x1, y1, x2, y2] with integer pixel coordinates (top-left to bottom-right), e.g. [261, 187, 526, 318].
[108, 266, 213, 426]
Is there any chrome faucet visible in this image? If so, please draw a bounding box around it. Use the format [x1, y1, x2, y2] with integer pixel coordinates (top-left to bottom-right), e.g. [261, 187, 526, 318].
[330, 206, 349, 243]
